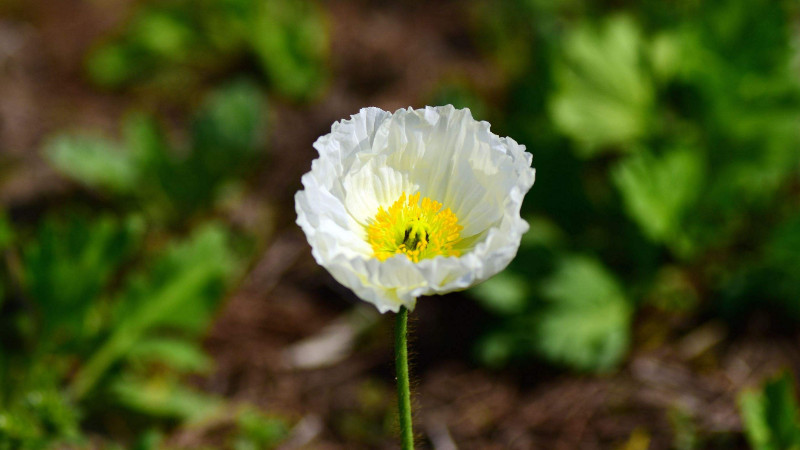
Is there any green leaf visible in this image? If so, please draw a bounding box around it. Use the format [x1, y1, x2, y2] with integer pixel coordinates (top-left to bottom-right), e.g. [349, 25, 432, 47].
[132, 429, 164, 450]
[84, 0, 328, 101]
[191, 79, 266, 176]
[122, 113, 171, 174]
[127, 338, 212, 373]
[45, 135, 139, 194]
[233, 408, 289, 450]
[111, 374, 222, 422]
[739, 371, 800, 450]
[0, 368, 82, 448]
[128, 10, 196, 59]
[549, 15, 654, 155]
[469, 271, 530, 315]
[86, 43, 141, 88]
[45, 82, 266, 220]
[70, 224, 237, 399]
[613, 148, 704, 252]
[85, 4, 197, 88]
[534, 255, 632, 372]
[668, 407, 700, 450]
[649, 32, 684, 83]
[249, 0, 328, 100]
[124, 84, 265, 217]
[22, 215, 144, 342]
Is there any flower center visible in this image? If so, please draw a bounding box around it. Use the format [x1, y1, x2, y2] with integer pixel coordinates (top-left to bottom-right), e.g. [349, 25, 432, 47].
[367, 192, 463, 262]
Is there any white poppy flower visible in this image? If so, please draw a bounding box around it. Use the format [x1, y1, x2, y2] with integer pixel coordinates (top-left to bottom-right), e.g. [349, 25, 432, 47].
[295, 105, 536, 313]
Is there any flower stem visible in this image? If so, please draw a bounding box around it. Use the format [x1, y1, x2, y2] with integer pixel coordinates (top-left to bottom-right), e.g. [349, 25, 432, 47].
[395, 306, 414, 449]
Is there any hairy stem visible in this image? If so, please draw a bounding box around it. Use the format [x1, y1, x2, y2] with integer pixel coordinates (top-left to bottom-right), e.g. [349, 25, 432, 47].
[395, 306, 414, 449]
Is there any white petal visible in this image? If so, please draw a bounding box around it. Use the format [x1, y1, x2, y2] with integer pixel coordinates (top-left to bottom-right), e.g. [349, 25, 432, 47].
[295, 105, 536, 313]
[342, 159, 418, 226]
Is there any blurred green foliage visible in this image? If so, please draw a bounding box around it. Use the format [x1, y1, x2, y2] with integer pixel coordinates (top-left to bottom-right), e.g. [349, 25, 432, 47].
[233, 408, 290, 450]
[0, 81, 279, 446]
[0, 216, 239, 447]
[47, 80, 266, 222]
[71, 224, 236, 399]
[739, 372, 800, 450]
[550, 15, 654, 155]
[475, 253, 631, 371]
[534, 256, 631, 371]
[612, 147, 703, 254]
[86, 0, 328, 100]
[465, 0, 800, 375]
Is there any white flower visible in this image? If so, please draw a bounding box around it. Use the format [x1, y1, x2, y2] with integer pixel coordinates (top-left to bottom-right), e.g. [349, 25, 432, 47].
[295, 105, 536, 313]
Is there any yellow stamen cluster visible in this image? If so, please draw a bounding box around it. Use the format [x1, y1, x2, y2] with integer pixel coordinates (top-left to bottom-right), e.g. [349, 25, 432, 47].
[367, 192, 463, 263]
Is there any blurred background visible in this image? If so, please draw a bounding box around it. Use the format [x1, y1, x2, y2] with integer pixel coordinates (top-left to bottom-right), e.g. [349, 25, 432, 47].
[1, 0, 799, 448]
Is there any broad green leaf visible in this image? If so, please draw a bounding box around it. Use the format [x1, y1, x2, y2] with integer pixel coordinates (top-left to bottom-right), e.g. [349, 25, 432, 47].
[45, 135, 139, 194]
[549, 15, 654, 155]
[70, 224, 237, 399]
[534, 255, 632, 371]
[613, 148, 703, 252]
[739, 371, 800, 450]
